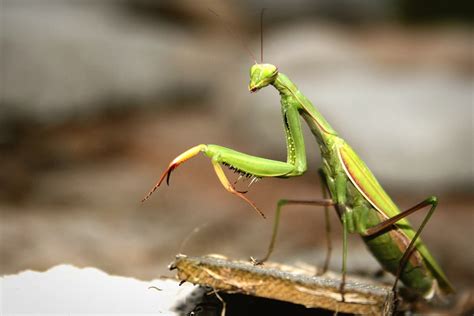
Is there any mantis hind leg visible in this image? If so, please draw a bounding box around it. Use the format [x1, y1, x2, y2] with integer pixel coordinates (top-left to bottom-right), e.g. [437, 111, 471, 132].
[250, 198, 334, 266]
[363, 196, 439, 293]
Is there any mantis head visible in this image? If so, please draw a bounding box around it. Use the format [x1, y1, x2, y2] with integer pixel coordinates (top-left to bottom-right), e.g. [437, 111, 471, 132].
[248, 63, 278, 92]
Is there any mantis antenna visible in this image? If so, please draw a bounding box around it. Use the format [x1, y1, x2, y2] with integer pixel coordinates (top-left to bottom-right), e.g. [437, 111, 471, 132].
[260, 8, 265, 63]
[208, 9, 257, 64]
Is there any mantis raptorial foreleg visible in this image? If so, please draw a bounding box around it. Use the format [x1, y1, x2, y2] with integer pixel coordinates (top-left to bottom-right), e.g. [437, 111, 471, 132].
[142, 143, 307, 218]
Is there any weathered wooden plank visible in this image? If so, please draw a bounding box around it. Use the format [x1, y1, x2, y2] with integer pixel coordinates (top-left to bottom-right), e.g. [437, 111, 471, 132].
[171, 254, 395, 315]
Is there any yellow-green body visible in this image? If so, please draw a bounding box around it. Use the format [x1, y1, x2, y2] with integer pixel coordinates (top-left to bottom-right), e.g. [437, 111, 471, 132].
[144, 63, 454, 298]
[252, 67, 452, 296]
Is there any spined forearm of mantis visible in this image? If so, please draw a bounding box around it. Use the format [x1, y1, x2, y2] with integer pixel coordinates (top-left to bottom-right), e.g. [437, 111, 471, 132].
[142, 62, 454, 301]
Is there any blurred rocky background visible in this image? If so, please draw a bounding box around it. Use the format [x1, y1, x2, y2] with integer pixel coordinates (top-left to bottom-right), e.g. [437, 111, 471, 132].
[1, 0, 472, 295]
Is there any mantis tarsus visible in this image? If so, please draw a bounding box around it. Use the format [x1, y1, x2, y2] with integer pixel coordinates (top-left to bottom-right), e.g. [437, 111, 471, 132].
[142, 20, 454, 302]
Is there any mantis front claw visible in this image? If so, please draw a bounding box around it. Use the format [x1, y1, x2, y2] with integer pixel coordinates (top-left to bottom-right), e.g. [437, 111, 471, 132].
[141, 145, 206, 202]
[212, 159, 266, 218]
[141, 163, 175, 202]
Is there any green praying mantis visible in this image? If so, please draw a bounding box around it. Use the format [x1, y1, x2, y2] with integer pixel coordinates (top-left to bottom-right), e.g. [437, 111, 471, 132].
[142, 20, 454, 301]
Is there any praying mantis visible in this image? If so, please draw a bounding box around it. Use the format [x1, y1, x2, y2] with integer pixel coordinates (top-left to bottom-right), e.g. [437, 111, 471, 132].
[141, 20, 454, 302]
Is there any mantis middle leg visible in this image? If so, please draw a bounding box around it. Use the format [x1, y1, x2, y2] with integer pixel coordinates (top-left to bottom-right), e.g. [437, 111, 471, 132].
[250, 198, 335, 266]
[250, 169, 335, 275]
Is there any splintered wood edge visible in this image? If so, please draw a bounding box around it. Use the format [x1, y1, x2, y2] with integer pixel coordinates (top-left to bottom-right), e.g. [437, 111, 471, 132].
[170, 254, 395, 315]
